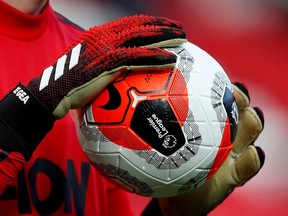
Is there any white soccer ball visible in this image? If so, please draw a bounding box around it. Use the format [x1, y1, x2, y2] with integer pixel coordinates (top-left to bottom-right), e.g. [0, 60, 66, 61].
[74, 41, 238, 198]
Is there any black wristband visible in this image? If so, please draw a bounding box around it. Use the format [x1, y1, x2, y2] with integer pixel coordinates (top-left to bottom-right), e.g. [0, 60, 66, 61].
[0, 83, 56, 160]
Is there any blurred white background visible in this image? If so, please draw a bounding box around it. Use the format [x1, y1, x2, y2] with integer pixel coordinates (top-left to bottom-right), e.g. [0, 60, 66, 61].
[50, 0, 288, 215]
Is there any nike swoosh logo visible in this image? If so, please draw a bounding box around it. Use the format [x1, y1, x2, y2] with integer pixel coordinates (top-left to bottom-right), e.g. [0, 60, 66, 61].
[99, 84, 122, 110]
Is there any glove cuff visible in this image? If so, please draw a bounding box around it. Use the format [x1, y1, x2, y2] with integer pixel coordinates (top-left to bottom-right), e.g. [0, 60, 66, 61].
[0, 83, 56, 160]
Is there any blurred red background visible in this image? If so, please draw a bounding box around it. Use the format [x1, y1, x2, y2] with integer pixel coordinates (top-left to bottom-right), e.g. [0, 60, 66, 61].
[51, 0, 288, 215]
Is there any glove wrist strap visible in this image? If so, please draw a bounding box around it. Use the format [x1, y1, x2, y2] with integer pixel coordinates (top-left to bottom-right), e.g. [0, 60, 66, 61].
[0, 83, 56, 160]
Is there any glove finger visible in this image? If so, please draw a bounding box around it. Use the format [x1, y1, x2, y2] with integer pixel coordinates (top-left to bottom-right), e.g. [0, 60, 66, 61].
[101, 14, 184, 34]
[232, 82, 250, 112]
[29, 45, 177, 118]
[234, 145, 265, 185]
[233, 106, 264, 154]
[88, 47, 177, 73]
[118, 25, 187, 48]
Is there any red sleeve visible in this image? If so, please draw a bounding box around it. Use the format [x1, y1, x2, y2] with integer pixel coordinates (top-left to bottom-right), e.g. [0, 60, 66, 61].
[0, 151, 25, 195]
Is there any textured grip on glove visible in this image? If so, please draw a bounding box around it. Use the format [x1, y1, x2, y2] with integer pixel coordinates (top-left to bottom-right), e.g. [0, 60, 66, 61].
[0, 83, 55, 160]
[27, 14, 187, 118]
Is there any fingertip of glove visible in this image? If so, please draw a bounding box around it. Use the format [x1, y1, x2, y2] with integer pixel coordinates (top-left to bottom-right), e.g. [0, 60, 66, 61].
[129, 14, 184, 30]
[158, 26, 187, 39]
[255, 146, 265, 169]
[151, 15, 184, 29]
[253, 107, 265, 129]
[233, 82, 250, 101]
[148, 47, 178, 63]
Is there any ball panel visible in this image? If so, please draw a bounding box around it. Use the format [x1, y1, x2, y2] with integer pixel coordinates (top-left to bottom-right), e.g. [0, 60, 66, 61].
[99, 126, 151, 150]
[89, 83, 130, 124]
[207, 120, 234, 178]
[169, 96, 189, 122]
[122, 69, 172, 93]
[131, 99, 186, 156]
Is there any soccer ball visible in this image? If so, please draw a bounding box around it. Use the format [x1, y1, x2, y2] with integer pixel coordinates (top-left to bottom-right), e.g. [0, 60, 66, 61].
[74, 41, 238, 198]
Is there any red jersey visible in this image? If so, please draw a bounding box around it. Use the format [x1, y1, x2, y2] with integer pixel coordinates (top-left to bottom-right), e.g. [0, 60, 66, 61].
[0, 2, 133, 216]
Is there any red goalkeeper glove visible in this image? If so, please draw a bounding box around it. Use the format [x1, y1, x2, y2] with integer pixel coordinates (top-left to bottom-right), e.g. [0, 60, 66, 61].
[0, 15, 187, 194]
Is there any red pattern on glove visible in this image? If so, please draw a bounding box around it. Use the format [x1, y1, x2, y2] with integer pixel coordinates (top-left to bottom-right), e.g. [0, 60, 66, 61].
[27, 14, 186, 113]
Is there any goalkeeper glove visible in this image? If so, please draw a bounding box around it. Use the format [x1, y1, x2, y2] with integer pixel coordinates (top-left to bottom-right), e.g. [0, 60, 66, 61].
[0, 15, 187, 194]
